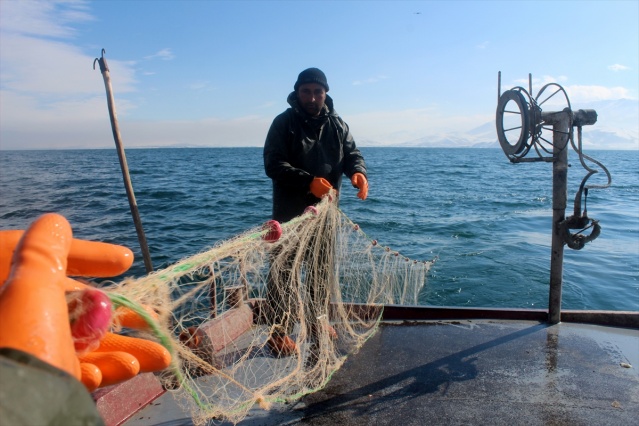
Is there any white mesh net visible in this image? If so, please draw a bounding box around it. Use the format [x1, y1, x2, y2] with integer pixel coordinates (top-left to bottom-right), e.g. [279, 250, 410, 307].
[104, 195, 434, 425]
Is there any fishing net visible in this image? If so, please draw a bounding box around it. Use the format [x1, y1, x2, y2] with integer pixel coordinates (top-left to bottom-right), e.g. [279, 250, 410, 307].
[103, 195, 433, 425]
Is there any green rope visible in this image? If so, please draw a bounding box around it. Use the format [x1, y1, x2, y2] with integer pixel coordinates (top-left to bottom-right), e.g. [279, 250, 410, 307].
[108, 293, 209, 409]
[153, 210, 317, 281]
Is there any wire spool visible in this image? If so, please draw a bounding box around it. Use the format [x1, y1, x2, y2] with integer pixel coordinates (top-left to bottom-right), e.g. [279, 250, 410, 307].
[532, 83, 572, 155]
[495, 87, 537, 160]
[496, 83, 574, 162]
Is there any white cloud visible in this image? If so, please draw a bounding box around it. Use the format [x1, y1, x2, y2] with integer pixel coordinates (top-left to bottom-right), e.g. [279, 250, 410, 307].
[0, 0, 93, 38]
[1, 2, 634, 151]
[117, 115, 272, 148]
[188, 81, 211, 90]
[0, 0, 141, 150]
[608, 64, 630, 71]
[0, 113, 273, 150]
[0, 0, 136, 96]
[508, 75, 634, 107]
[1, 34, 136, 95]
[513, 75, 569, 90]
[0, 16, 268, 154]
[352, 75, 388, 86]
[144, 48, 175, 61]
[563, 85, 632, 104]
[347, 108, 493, 144]
[476, 41, 489, 49]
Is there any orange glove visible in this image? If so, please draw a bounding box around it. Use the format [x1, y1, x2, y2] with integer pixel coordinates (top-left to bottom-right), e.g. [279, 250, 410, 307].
[0, 229, 134, 284]
[78, 330, 171, 392]
[310, 177, 333, 198]
[0, 213, 171, 392]
[0, 214, 83, 379]
[351, 173, 368, 200]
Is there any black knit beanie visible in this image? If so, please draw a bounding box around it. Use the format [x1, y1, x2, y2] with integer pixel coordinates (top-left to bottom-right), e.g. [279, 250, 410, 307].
[294, 68, 329, 92]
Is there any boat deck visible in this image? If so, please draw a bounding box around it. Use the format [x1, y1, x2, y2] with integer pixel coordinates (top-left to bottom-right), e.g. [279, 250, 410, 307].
[124, 319, 638, 425]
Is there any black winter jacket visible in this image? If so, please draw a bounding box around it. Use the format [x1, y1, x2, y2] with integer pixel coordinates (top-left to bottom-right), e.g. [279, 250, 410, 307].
[264, 92, 367, 222]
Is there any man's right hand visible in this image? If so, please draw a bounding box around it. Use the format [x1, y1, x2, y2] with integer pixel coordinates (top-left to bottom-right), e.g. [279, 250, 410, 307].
[310, 177, 333, 198]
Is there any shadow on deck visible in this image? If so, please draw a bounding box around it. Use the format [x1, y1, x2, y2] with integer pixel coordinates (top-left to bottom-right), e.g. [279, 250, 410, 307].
[125, 318, 638, 426]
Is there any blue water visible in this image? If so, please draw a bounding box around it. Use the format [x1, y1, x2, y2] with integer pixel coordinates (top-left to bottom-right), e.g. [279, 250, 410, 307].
[1, 148, 637, 311]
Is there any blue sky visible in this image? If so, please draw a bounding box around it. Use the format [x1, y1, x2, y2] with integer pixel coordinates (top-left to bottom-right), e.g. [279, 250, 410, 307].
[0, 0, 637, 149]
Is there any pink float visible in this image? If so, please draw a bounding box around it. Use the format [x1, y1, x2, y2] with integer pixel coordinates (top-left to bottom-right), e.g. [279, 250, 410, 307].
[262, 220, 282, 242]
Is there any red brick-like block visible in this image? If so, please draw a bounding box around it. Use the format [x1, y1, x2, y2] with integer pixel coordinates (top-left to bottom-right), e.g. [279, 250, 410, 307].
[93, 372, 165, 426]
[92, 304, 254, 425]
[198, 303, 254, 353]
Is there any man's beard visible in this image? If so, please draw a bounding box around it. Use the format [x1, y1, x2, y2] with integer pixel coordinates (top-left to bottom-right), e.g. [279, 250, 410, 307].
[303, 102, 323, 116]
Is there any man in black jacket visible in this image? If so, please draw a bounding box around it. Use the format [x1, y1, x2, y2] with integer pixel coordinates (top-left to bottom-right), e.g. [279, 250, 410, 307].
[263, 68, 368, 357]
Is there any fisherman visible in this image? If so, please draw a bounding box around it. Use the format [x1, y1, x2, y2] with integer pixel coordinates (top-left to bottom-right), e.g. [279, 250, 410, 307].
[263, 67, 368, 357]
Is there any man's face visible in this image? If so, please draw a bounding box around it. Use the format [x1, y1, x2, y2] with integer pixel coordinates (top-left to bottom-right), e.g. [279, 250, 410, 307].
[297, 83, 326, 116]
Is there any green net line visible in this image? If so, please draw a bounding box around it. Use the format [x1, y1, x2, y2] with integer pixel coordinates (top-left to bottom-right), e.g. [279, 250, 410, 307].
[135, 208, 321, 287]
[107, 293, 214, 409]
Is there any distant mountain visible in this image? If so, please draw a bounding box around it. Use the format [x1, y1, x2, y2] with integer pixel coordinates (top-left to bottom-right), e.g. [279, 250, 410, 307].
[381, 98, 638, 150]
[398, 126, 499, 149]
[573, 99, 638, 150]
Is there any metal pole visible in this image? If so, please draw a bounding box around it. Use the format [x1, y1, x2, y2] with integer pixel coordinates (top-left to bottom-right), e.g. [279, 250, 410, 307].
[94, 50, 154, 274]
[544, 109, 572, 324]
[528, 73, 533, 96]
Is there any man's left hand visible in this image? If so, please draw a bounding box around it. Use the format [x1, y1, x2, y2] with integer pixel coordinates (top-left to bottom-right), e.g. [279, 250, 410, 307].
[351, 173, 368, 200]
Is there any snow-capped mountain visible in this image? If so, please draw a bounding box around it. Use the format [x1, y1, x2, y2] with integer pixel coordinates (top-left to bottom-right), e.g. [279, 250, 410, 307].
[385, 99, 638, 150]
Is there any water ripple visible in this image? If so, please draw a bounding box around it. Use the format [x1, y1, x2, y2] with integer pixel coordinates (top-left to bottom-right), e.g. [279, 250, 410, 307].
[1, 147, 637, 311]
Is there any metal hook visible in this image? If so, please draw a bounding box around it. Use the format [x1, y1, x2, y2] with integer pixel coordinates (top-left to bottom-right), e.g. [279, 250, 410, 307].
[93, 49, 108, 73]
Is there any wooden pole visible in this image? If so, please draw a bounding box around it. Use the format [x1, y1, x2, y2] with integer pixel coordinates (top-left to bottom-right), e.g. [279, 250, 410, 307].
[94, 49, 153, 274]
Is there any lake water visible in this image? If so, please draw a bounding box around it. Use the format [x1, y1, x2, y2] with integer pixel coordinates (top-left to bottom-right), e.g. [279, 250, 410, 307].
[1, 147, 637, 311]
